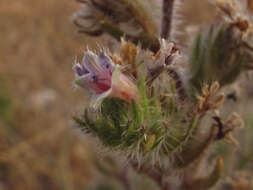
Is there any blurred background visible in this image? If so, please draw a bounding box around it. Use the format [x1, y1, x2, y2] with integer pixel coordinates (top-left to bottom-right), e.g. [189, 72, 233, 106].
[0, 0, 97, 189]
[0, 0, 252, 189]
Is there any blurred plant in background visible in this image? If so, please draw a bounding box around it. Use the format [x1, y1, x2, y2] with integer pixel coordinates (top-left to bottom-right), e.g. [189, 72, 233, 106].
[0, 0, 96, 189]
[73, 0, 253, 189]
[73, 0, 160, 51]
[0, 78, 12, 125]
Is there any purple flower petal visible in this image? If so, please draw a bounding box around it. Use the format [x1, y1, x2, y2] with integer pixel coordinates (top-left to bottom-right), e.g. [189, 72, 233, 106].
[73, 64, 89, 76]
[82, 51, 103, 75]
[75, 73, 111, 94]
[98, 51, 115, 75]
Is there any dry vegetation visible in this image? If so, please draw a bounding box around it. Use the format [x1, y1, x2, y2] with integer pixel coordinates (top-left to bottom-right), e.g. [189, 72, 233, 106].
[0, 0, 253, 189]
[0, 0, 97, 189]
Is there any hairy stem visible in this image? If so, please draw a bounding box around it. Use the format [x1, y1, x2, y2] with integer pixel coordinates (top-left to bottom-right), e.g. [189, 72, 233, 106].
[161, 0, 175, 39]
[130, 161, 169, 190]
[167, 68, 187, 102]
[117, 167, 132, 190]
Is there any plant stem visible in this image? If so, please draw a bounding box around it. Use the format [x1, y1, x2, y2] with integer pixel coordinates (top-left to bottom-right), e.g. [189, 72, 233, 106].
[117, 167, 132, 190]
[161, 0, 175, 39]
[130, 161, 170, 190]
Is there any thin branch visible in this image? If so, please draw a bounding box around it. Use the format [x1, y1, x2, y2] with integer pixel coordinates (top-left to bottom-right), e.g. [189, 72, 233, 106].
[130, 161, 170, 190]
[167, 68, 187, 102]
[161, 0, 175, 39]
[245, 64, 253, 70]
[117, 167, 132, 190]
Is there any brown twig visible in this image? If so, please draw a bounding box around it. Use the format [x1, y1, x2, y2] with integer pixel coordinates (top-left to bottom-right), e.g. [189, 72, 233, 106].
[245, 64, 253, 70]
[116, 166, 132, 190]
[161, 0, 175, 39]
[167, 68, 187, 102]
[130, 161, 169, 190]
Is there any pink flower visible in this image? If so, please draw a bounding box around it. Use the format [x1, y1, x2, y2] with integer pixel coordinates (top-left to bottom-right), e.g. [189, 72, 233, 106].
[73, 51, 139, 108]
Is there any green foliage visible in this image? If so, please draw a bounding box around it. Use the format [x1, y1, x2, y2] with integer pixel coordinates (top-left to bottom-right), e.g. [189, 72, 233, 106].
[190, 24, 246, 92]
[75, 75, 208, 166]
[72, 1, 249, 188]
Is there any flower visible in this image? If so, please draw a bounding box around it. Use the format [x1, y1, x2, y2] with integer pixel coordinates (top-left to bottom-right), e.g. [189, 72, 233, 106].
[73, 51, 139, 108]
